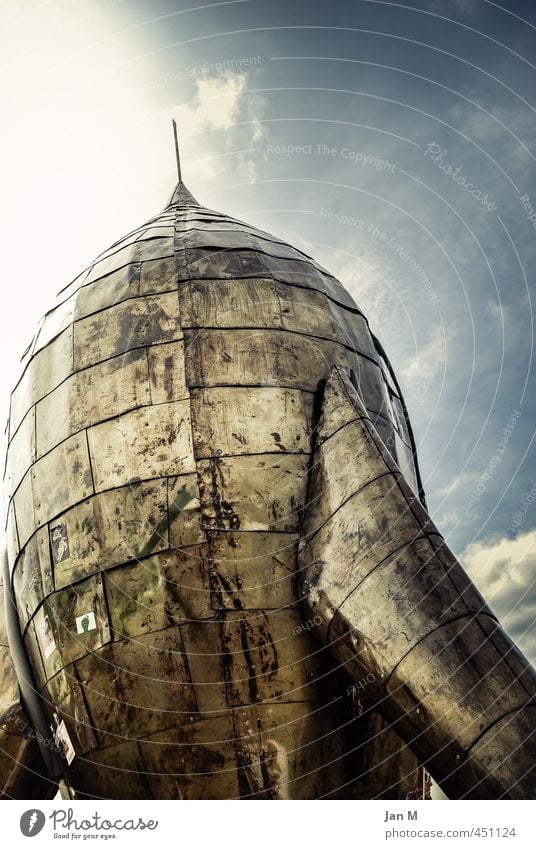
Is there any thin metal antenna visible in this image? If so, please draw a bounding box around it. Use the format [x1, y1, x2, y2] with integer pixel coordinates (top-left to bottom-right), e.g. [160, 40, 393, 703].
[172, 119, 182, 183]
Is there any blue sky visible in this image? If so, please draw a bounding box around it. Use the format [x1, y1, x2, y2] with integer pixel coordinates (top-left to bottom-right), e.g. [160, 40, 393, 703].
[2, 0, 536, 661]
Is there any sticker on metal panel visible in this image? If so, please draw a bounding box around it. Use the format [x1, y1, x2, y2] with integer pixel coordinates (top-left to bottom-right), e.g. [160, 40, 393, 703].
[50, 523, 70, 564]
[55, 720, 76, 765]
[38, 614, 57, 659]
[75, 611, 97, 634]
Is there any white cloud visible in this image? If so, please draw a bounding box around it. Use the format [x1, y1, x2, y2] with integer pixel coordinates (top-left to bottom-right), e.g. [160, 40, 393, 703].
[461, 530, 536, 663]
[169, 72, 264, 182]
[402, 326, 449, 385]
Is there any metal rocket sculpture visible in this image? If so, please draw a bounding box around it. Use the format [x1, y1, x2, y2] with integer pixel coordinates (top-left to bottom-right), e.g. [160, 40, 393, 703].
[2, 135, 535, 800]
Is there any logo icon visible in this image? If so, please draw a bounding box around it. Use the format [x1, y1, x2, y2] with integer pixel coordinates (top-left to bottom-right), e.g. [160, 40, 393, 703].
[20, 810, 46, 837]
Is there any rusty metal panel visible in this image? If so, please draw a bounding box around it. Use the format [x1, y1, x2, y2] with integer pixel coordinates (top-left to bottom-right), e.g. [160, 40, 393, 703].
[83, 237, 173, 285]
[73, 263, 141, 321]
[190, 387, 309, 458]
[220, 610, 329, 707]
[178, 619, 228, 716]
[73, 291, 181, 370]
[139, 256, 177, 296]
[386, 615, 533, 752]
[147, 341, 188, 404]
[139, 716, 239, 799]
[180, 279, 282, 329]
[326, 304, 377, 360]
[337, 536, 491, 670]
[44, 665, 98, 755]
[69, 741, 149, 798]
[75, 628, 197, 743]
[40, 575, 111, 678]
[204, 531, 298, 611]
[51, 479, 168, 589]
[105, 548, 210, 639]
[5, 406, 36, 500]
[168, 474, 205, 550]
[87, 399, 195, 491]
[197, 455, 308, 532]
[10, 326, 73, 436]
[14, 434, 94, 550]
[36, 349, 151, 458]
[13, 528, 53, 629]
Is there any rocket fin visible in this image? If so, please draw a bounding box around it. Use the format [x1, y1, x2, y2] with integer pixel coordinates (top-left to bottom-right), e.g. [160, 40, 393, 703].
[299, 366, 536, 799]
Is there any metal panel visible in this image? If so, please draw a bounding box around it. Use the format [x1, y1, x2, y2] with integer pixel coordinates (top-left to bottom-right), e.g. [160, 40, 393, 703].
[68, 740, 150, 798]
[386, 615, 533, 752]
[84, 238, 174, 286]
[14, 434, 94, 549]
[180, 279, 282, 329]
[138, 716, 239, 800]
[13, 528, 53, 629]
[73, 263, 141, 321]
[337, 536, 490, 669]
[326, 304, 377, 360]
[301, 473, 433, 615]
[197, 455, 308, 532]
[184, 329, 364, 393]
[5, 406, 36, 500]
[204, 531, 298, 611]
[87, 399, 196, 491]
[168, 474, 205, 550]
[5, 502, 19, 570]
[139, 257, 177, 296]
[74, 291, 182, 370]
[33, 297, 75, 356]
[105, 548, 211, 639]
[51, 479, 168, 589]
[74, 628, 197, 743]
[220, 610, 330, 706]
[190, 387, 310, 458]
[147, 341, 188, 404]
[10, 326, 74, 436]
[40, 574, 111, 677]
[44, 665, 98, 755]
[36, 349, 151, 458]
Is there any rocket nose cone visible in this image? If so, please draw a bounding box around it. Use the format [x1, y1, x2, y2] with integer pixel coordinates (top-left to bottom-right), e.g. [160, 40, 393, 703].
[166, 181, 200, 208]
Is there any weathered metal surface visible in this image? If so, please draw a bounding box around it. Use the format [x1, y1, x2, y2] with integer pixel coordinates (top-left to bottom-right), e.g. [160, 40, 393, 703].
[74, 291, 181, 369]
[73, 263, 141, 321]
[299, 367, 536, 799]
[4, 175, 504, 801]
[49, 478, 169, 589]
[36, 348, 151, 457]
[87, 399, 195, 491]
[14, 434, 94, 549]
[9, 326, 73, 436]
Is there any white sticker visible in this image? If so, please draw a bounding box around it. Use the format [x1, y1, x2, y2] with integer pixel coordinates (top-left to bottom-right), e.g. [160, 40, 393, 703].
[55, 720, 75, 765]
[38, 615, 57, 659]
[75, 611, 97, 634]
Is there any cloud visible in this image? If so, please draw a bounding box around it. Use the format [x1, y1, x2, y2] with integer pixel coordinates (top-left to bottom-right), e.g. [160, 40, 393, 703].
[460, 530, 536, 664]
[402, 325, 449, 385]
[169, 72, 264, 183]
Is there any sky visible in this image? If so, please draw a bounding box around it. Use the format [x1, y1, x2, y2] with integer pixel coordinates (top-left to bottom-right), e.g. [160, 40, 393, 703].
[1, 0, 536, 667]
